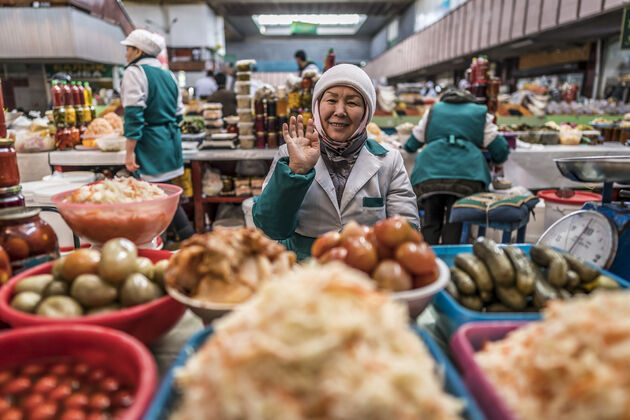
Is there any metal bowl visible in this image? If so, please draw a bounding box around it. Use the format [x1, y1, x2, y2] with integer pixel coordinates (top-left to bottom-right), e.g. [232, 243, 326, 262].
[165, 286, 236, 325]
[554, 156, 630, 183]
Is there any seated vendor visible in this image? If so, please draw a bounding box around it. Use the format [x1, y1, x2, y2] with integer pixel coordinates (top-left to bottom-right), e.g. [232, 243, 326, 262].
[403, 88, 509, 245]
[253, 64, 419, 260]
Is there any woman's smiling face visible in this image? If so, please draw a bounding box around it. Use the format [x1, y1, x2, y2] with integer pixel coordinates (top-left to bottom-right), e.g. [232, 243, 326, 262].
[319, 86, 366, 142]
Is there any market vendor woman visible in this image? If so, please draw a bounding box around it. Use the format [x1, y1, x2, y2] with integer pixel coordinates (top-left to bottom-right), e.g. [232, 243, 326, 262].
[120, 29, 194, 241]
[253, 64, 419, 259]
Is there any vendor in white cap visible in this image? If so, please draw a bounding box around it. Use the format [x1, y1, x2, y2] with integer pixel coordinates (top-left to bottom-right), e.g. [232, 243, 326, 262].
[120, 29, 194, 241]
[253, 63, 419, 259]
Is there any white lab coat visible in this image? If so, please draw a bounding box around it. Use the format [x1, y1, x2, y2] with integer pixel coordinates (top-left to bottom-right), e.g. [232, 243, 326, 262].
[262, 140, 420, 239]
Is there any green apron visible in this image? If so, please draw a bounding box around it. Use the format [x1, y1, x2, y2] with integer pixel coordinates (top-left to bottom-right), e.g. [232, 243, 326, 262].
[123, 63, 183, 178]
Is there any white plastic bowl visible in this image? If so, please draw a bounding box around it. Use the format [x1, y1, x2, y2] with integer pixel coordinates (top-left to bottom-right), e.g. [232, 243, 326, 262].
[392, 258, 450, 318]
[96, 135, 126, 152]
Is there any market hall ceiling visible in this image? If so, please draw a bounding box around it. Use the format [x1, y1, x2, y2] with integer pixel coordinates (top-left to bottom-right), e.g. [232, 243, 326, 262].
[124, 0, 414, 37]
[205, 0, 414, 17]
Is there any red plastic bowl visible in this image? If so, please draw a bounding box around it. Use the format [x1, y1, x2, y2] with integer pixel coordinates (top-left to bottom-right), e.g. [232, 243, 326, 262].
[51, 183, 182, 247]
[0, 249, 186, 344]
[0, 324, 157, 420]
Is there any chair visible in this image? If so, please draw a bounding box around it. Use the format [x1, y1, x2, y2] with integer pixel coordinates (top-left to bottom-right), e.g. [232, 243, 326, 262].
[449, 192, 538, 244]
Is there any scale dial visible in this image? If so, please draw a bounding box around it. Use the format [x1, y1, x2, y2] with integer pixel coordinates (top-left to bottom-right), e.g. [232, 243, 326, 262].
[538, 210, 618, 269]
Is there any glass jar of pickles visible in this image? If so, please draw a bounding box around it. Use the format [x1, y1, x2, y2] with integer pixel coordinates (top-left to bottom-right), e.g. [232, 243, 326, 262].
[0, 186, 25, 210]
[0, 207, 59, 275]
[0, 139, 19, 187]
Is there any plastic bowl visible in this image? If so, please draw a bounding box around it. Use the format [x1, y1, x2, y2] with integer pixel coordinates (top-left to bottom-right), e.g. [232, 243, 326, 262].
[431, 244, 629, 338]
[392, 257, 450, 318]
[165, 286, 234, 325]
[167, 258, 450, 324]
[0, 324, 157, 420]
[0, 249, 186, 344]
[450, 322, 527, 420]
[143, 325, 486, 420]
[51, 183, 182, 247]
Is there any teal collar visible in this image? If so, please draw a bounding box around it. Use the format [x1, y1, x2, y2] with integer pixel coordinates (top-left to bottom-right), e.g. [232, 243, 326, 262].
[125, 54, 156, 69]
[365, 138, 388, 156]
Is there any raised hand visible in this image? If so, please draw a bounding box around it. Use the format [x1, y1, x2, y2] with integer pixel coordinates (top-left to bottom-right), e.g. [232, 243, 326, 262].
[283, 115, 320, 175]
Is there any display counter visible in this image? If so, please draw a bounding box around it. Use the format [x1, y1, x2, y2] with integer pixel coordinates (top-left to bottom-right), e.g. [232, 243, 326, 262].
[503, 143, 630, 189]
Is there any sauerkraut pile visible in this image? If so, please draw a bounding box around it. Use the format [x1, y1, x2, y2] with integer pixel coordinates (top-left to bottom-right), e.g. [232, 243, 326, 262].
[172, 263, 464, 420]
[65, 177, 166, 204]
[476, 291, 630, 420]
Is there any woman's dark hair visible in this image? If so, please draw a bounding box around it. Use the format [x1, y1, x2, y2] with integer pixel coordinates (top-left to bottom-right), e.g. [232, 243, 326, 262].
[215, 73, 226, 87]
[294, 50, 306, 61]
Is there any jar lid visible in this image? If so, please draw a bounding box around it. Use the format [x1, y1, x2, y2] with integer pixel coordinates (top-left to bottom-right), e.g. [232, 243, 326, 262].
[0, 207, 40, 221]
[537, 189, 602, 205]
[0, 138, 15, 146]
[0, 185, 22, 195]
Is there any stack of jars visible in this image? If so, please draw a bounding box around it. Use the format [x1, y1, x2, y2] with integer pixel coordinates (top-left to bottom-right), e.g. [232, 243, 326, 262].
[276, 87, 288, 146]
[235, 59, 256, 149]
[52, 81, 94, 150]
[203, 103, 224, 136]
[0, 88, 59, 279]
[254, 98, 266, 149]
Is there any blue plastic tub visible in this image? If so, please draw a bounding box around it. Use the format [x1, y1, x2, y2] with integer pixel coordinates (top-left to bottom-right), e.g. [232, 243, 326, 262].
[144, 325, 486, 420]
[431, 244, 629, 338]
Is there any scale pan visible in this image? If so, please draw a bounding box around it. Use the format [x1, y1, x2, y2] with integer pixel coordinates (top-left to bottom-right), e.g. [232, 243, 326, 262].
[555, 156, 630, 183]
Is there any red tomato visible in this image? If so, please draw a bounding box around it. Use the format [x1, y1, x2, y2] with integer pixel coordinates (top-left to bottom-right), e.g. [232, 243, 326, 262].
[320, 247, 348, 264]
[85, 413, 107, 420]
[20, 365, 44, 378]
[373, 217, 415, 248]
[0, 372, 13, 388]
[413, 268, 439, 289]
[3, 238, 29, 261]
[27, 402, 57, 420]
[59, 409, 86, 420]
[72, 364, 90, 378]
[87, 370, 105, 385]
[111, 391, 133, 408]
[409, 229, 424, 244]
[395, 242, 437, 275]
[88, 394, 110, 411]
[2, 377, 31, 396]
[49, 385, 72, 402]
[33, 376, 57, 395]
[99, 378, 119, 394]
[366, 230, 393, 260]
[49, 364, 71, 377]
[0, 408, 22, 420]
[372, 260, 412, 292]
[64, 393, 89, 410]
[59, 378, 80, 392]
[0, 398, 11, 414]
[19, 394, 44, 412]
[343, 236, 378, 274]
[311, 231, 341, 258]
[338, 221, 369, 243]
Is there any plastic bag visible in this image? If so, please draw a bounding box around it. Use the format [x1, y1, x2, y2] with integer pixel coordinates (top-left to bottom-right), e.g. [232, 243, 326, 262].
[235, 160, 268, 177]
[14, 130, 55, 152]
[202, 167, 223, 196]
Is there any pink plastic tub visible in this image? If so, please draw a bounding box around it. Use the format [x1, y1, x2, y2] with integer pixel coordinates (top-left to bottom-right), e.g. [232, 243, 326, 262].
[449, 321, 529, 420]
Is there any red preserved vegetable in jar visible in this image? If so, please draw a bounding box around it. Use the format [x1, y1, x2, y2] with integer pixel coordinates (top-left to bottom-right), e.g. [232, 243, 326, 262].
[0, 139, 19, 187]
[0, 186, 25, 210]
[0, 208, 59, 276]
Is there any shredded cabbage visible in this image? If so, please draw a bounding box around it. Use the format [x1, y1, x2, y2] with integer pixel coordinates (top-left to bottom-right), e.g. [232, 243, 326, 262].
[173, 263, 464, 420]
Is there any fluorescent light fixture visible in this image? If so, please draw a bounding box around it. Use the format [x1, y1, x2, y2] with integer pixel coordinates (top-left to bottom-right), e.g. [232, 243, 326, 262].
[252, 14, 367, 36]
[255, 14, 363, 26]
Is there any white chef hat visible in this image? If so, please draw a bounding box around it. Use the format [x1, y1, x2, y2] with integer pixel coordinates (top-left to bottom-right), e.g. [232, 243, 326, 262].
[121, 29, 162, 57]
[312, 64, 376, 121]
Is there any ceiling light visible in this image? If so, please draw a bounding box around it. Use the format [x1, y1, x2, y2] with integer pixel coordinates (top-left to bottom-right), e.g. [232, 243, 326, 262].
[254, 14, 363, 26]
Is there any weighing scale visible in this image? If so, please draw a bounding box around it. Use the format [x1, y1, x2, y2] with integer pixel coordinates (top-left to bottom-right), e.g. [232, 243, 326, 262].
[537, 156, 630, 280]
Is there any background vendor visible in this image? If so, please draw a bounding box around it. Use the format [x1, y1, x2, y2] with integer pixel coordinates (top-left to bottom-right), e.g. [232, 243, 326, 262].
[404, 88, 509, 245]
[120, 29, 194, 242]
[253, 64, 419, 260]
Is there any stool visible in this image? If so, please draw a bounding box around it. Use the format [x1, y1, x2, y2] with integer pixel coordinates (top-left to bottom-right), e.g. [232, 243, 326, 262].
[459, 214, 530, 244]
